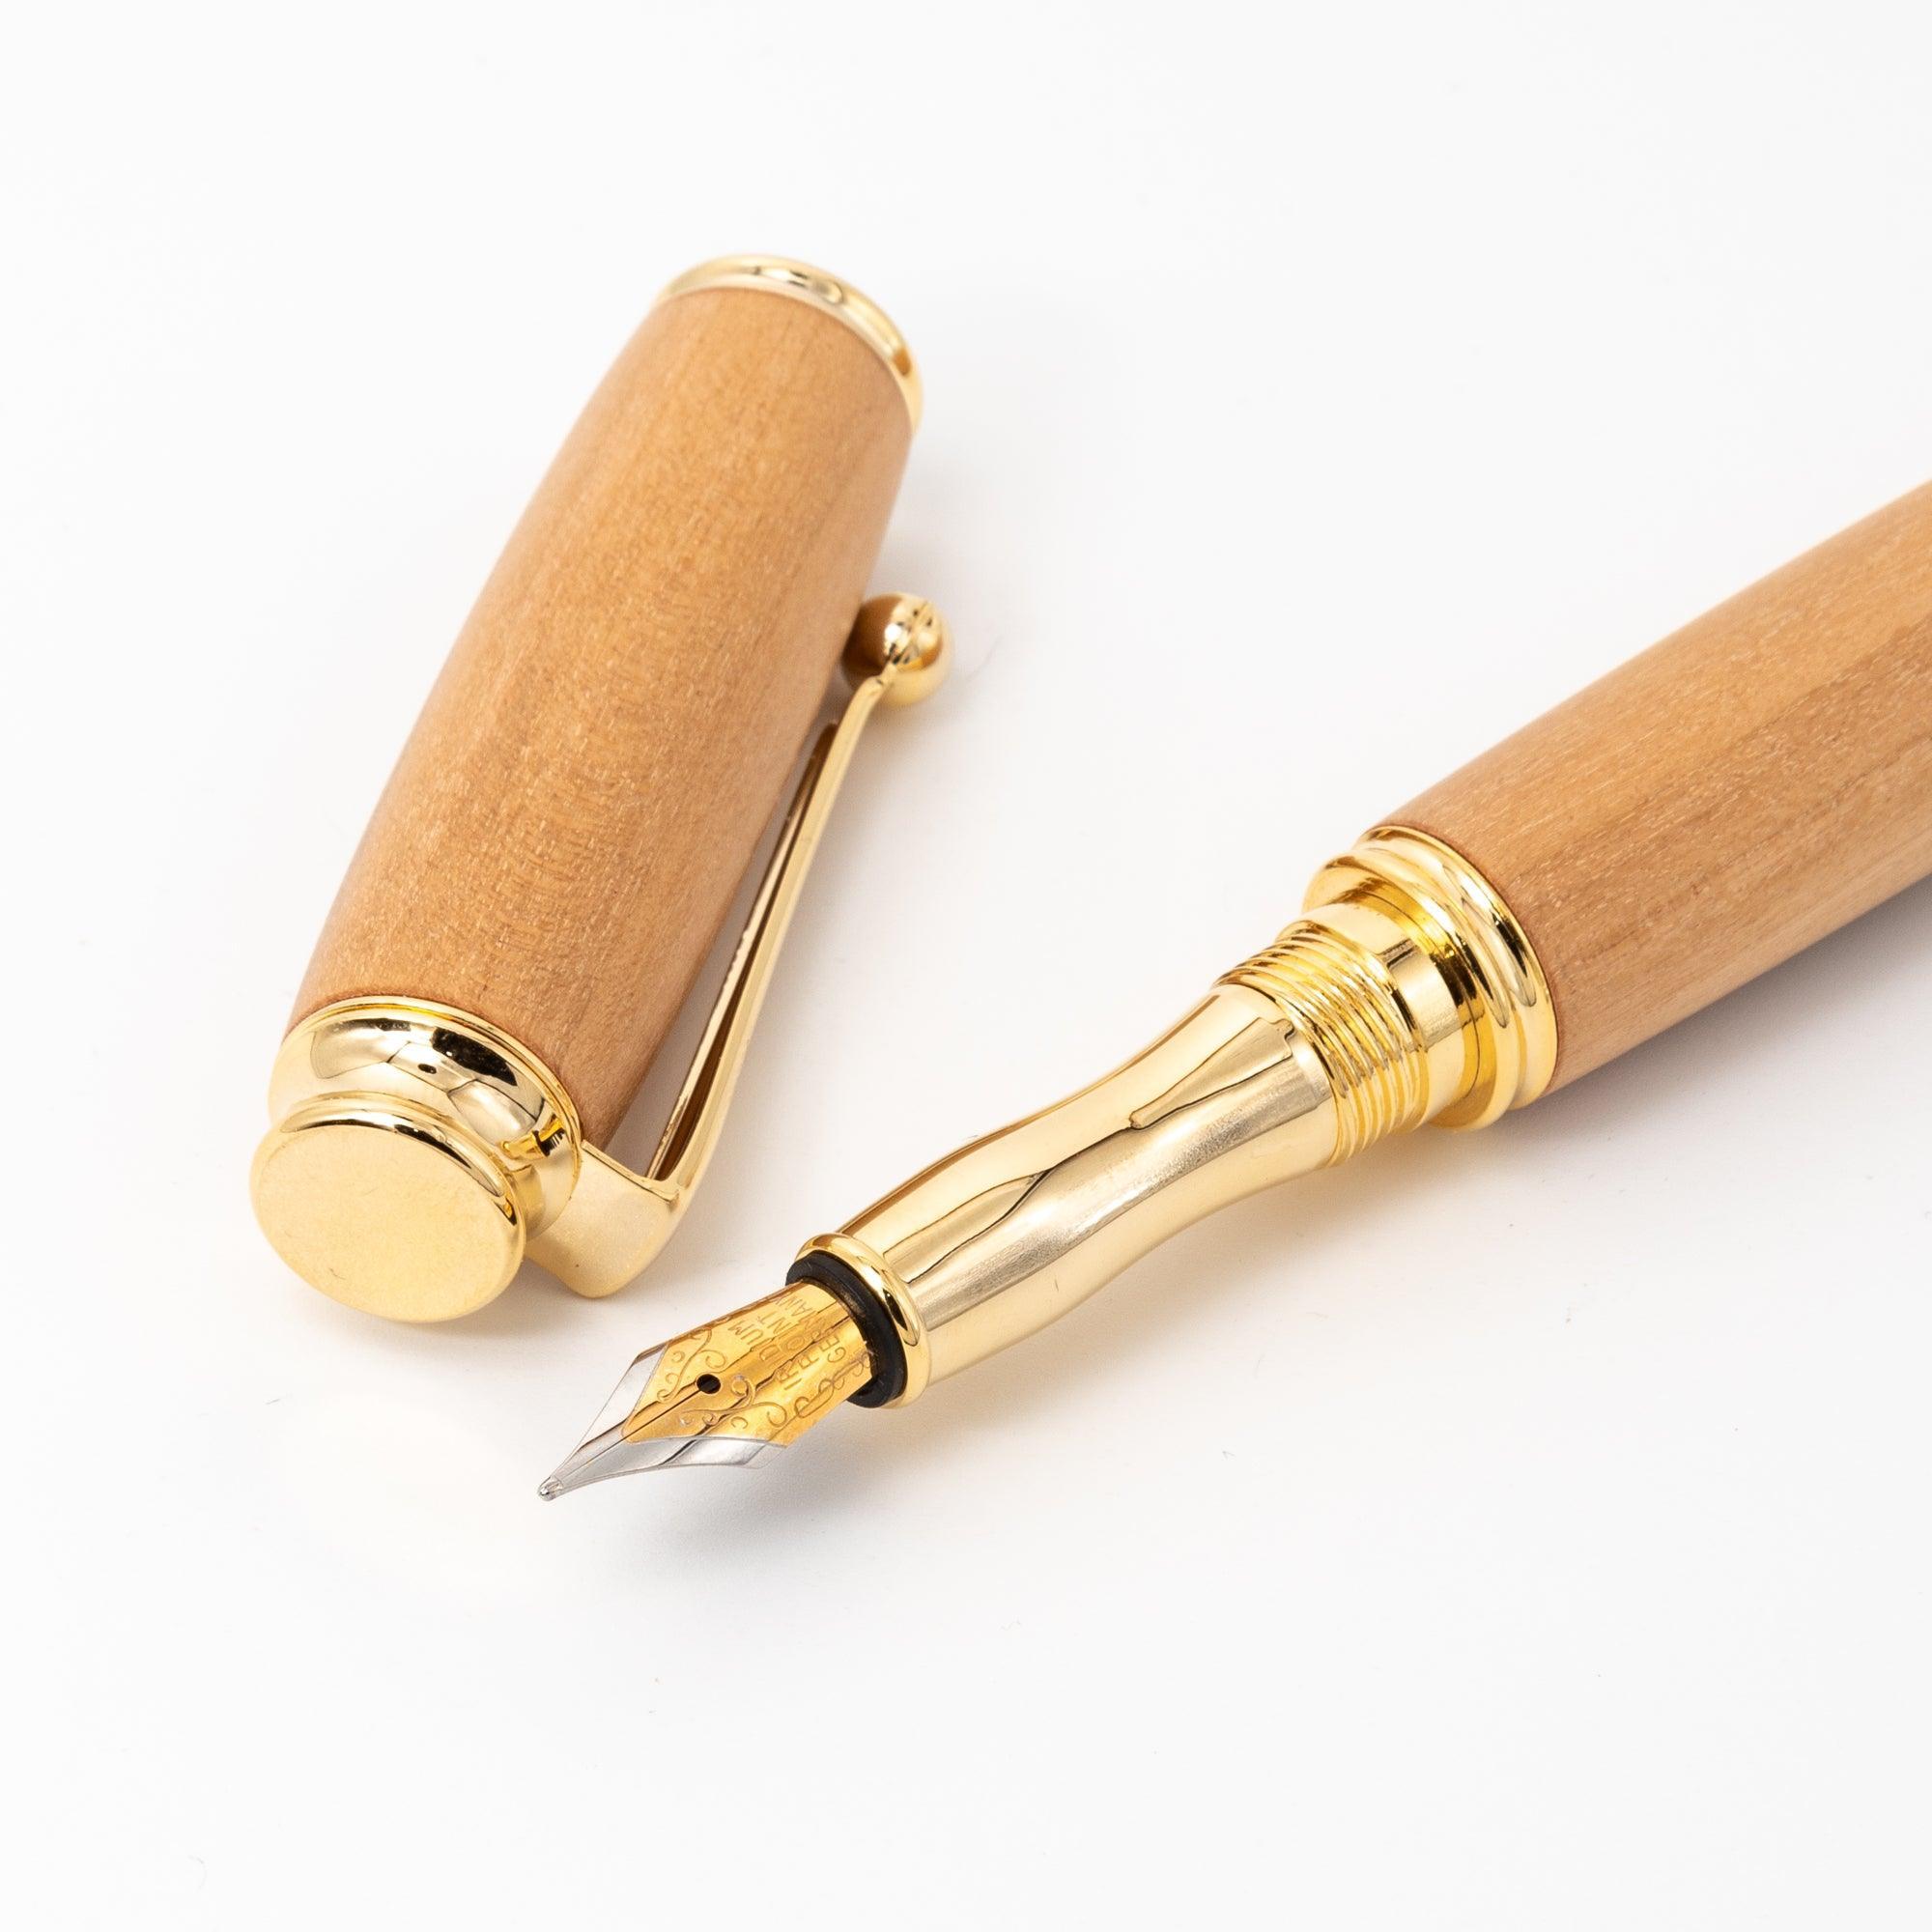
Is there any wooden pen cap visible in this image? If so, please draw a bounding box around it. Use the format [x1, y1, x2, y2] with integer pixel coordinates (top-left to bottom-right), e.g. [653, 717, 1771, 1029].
[252, 258, 949, 1322]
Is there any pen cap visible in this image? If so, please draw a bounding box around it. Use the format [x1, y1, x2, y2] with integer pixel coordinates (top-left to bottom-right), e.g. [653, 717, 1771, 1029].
[253, 257, 940, 1321]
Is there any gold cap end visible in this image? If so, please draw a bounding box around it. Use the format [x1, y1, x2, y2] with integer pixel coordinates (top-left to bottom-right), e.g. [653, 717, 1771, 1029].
[252, 1002, 582, 1322]
[252, 1100, 526, 1321]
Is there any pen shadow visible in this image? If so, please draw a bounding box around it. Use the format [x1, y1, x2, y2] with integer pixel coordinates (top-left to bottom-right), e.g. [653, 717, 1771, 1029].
[633, 869, 1932, 1559]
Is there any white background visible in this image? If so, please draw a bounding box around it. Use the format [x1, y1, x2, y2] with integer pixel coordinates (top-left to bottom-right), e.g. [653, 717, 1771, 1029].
[8, 3, 1932, 1925]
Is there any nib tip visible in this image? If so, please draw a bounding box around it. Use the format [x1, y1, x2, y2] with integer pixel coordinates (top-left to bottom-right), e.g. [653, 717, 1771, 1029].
[538, 1283, 868, 1500]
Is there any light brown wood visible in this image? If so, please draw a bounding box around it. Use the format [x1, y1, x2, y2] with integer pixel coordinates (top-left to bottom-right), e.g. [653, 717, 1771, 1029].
[298, 286, 910, 1141]
[1398, 481, 1932, 1089]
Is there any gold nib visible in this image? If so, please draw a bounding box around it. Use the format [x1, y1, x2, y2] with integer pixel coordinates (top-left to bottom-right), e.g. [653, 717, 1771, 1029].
[538, 1282, 870, 1496]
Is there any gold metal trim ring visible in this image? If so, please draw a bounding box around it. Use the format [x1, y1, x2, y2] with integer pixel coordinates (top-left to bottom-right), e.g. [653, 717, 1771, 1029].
[657, 254, 922, 430]
[790, 1231, 934, 1408]
[1304, 825, 1557, 1128]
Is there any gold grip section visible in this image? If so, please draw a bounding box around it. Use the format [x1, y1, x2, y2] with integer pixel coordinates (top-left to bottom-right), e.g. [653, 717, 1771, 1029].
[803, 826, 1554, 1398]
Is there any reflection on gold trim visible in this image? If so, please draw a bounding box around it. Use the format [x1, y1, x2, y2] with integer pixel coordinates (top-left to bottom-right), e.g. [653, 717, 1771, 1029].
[657, 254, 922, 430]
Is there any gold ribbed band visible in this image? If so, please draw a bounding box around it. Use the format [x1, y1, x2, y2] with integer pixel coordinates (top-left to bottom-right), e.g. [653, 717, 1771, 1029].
[1225, 825, 1557, 1163]
[656, 254, 921, 430]
[1230, 925, 1429, 1161]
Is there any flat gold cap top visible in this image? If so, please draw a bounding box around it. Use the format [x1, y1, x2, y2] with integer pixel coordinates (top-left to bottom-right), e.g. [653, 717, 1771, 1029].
[252, 1101, 526, 1322]
[253, 1002, 582, 1321]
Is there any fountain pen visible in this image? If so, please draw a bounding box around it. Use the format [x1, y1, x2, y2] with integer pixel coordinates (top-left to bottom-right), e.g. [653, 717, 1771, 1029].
[543, 479, 1932, 1497]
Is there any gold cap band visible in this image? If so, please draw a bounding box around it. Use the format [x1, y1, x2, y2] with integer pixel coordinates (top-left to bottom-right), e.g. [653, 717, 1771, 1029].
[656, 254, 922, 431]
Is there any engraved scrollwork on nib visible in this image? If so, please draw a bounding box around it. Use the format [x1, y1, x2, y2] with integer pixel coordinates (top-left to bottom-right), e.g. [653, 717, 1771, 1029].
[538, 1282, 873, 1495]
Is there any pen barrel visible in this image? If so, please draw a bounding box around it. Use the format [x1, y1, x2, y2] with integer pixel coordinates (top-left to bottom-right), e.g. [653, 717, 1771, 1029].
[295, 272, 914, 1142]
[1396, 482, 1932, 1088]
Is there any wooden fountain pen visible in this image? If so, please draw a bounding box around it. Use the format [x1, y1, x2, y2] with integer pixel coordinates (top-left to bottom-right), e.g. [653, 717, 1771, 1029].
[544, 480, 1932, 1495]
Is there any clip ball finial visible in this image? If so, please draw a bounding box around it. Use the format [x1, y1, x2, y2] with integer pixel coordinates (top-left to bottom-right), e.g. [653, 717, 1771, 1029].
[844, 593, 951, 707]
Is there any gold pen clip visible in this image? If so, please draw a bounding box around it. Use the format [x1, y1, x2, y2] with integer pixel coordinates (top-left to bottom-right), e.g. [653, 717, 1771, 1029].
[254, 595, 949, 1318]
[529, 594, 950, 1295]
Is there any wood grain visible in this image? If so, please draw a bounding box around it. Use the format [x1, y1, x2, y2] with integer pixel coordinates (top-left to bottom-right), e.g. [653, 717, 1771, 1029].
[297, 285, 910, 1141]
[1397, 481, 1932, 1089]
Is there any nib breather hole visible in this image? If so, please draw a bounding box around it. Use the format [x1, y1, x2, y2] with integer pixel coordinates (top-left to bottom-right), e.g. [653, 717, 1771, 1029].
[695, 1374, 722, 1394]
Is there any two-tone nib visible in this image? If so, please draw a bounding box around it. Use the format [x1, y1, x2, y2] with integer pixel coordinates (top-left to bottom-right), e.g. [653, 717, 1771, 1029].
[538, 1281, 872, 1497]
